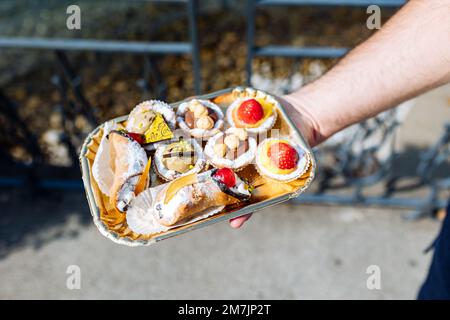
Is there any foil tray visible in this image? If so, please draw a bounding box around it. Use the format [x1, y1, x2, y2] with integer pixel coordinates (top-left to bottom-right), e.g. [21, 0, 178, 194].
[79, 87, 316, 246]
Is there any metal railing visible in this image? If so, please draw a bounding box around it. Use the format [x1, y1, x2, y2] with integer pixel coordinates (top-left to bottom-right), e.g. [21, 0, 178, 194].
[246, 0, 406, 85]
[0, 0, 201, 190]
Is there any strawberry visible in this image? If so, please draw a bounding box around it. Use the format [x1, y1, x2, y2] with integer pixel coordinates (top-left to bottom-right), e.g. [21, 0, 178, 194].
[237, 99, 264, 124]
[267, 142, 298, 170]
[213, 168, 236, 188]
[127, 132, 144, 145]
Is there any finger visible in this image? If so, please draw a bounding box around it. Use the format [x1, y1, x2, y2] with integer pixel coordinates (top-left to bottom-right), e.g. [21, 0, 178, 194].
[229, 213, 252, 229]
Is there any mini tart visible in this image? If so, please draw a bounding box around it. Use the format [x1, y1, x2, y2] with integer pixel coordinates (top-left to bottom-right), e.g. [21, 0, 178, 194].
[176, 99, 224, 139]
[226, 88, 278, 134]
[204, 128, 257, 171]
[126, 100, 176, 144]
[255, 138, 310, 182]
[154, 138, 205, 181]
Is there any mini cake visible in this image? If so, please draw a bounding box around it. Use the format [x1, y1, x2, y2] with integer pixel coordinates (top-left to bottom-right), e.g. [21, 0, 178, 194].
[154, 138, 205, 181]
[226, 88, 278, 134]
[176, 99, 224, 139]
[126, 100, 175, 145]
[255, 138, 310, 182]
[204, 127, 257, 170]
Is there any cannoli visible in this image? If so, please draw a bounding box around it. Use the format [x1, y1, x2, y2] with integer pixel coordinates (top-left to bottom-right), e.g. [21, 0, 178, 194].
[92, 121, 118, 196]
[154, 168, 251, 227]
[108, 130, 148, 211]
[176, 99, 224, 139]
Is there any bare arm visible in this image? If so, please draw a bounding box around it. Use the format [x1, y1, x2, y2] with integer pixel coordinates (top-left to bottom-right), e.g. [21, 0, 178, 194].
[284, 0, 450, 147]
[230, 0, 450, 228]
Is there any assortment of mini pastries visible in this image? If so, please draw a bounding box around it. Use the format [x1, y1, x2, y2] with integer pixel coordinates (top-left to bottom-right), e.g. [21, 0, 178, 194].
[92, 88, 311, 236]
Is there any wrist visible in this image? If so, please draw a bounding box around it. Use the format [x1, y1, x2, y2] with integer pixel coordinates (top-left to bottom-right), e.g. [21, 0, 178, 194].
[280, 93, 326, 148]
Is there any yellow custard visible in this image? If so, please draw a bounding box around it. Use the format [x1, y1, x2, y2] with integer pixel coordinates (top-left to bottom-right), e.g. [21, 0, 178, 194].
[259, 140, 297, 175]
[233, 98, 274, 128]
[144, 113, 174, 143]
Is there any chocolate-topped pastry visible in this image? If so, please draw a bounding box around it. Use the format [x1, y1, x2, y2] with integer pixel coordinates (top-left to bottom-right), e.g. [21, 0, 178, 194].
[204, 127, 257, 171]
[176, 99, 224, 139]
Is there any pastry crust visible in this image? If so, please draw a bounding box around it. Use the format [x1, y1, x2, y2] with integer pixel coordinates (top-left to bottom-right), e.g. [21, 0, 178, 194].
[108, 131, 148, 211]
[126, 100, 176, 133]
[176, 99, 224, 139]
[255, 138, 310, 182]
[154, 138, 206, 181]
[226, 88, 278, 134]
[92, 121, 117, 196]
[204, 128, 257, 170]
[154, 178, 236, 227]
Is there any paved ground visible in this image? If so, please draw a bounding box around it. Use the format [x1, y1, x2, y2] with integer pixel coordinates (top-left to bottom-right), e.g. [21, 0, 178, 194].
[0, 85, 449, 300]
[0, 194, 440, 300]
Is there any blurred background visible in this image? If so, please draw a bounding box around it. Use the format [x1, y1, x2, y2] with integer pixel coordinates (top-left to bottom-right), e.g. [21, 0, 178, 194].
[0, 0, 449, 299]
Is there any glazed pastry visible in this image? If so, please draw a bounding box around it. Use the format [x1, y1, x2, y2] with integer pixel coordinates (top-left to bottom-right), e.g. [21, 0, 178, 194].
[154, 137, 206, 181]
[108, 130, 148, 211]
[204, 127, 257, 170]
[255, 138, 310, 182]
[154, 168, 250, 227]
[226, 88, 278, 134]
[176, 99, 224, 139]
[126, 100, 175, 145]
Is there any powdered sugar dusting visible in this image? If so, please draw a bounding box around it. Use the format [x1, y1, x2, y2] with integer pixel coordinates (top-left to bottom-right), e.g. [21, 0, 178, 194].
[126, 170, 225, 236]
[92, 121, 117, 196]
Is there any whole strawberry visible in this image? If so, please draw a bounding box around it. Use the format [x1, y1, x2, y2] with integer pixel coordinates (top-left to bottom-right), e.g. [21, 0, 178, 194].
[237, 99, 264, 124]
[213, 168, 236, 188]
[268, 142, 298, 170]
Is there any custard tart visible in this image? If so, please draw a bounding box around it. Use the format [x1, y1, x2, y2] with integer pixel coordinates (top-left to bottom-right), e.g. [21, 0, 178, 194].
[255, 138, 310, 182]
[226, 88, 278, 134]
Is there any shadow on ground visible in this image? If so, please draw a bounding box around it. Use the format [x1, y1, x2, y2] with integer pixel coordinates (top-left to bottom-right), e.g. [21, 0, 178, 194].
[0, 188, 91, 259]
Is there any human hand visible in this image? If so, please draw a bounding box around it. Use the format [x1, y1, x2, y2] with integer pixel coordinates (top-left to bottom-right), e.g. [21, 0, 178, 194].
[229, 95, 320, 229]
